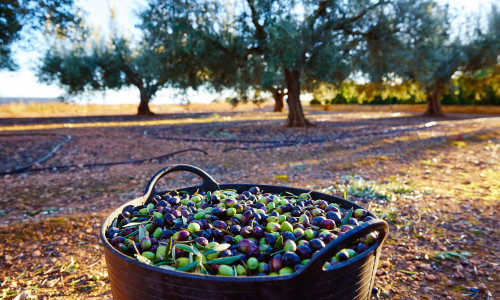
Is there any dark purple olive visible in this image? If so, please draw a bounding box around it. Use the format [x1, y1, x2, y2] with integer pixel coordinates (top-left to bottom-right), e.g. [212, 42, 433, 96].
[356, 243, 368, 253]
[167, 196, 180, 206]
[220, 249, 233, 257]
[212, 207, 227, 219]
[240, 226, 253, 238]
[195, 237, 209, 247]
[106, 227, 119, 239]
[325, 206, 340, 213]
[152, 195, 162, 203]
[121, 227, 134, 236]
[265, 233, 277, 246]
[348, 218, 359, 226]
[199, 219, 210, 230]
[323, 233, 337, 244]
[202, 230, 213, 240]
[171, 210, 182, 218]
[160, 229, 175, 240]
[254, 202, 266, 210]
[296, 245, 313, 260]
[252, 226, 263, 238]
[237, 239, 255, 254]
[153, 217, 165, 228]
[150, 238, 158, 245]
[208, 194, 219, 204]
[282, 252, 301, 267]
[247, 243, 260, 257]
[213, 220, 228, 230]
[291, 210, 302, 217]
[158, 200, 169, 207]
[149, 245, 159, 254]
[248, 186, 260, 195]
[325, 211, 342, 225]
[363, 216, 374, 222]
[309, 239, 325, 251]
[312, 216, 326, 227]
[269, 254, 283, 272]
[320, 219, 335, 230]
[213, 229, 224, 242]
[281, 232, 295, 242]
[284, 203, 294, 212]
[316, 200, 328, 210]
[242, 191, 251, 198]
[240, 210, 253, 225]
[163, 214, 176, 226]
[173, 230, 190, 241]
[340, 225, 353, 232]
[222, 235, 235, 244]
[111, 236, 125, 245]
[181, 209, 191, 218]
[294, 264, 304, 272]
[229, 225, 241, 235]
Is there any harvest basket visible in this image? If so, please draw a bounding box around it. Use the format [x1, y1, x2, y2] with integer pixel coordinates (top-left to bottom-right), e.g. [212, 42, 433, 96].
[100, 164, 389, 300]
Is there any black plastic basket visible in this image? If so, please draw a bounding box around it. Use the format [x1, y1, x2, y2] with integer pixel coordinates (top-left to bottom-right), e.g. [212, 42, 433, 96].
[100, 165, 389, 300]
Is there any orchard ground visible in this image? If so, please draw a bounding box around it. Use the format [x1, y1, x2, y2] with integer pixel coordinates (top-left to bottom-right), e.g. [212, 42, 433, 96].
[0, 102, 498, 299]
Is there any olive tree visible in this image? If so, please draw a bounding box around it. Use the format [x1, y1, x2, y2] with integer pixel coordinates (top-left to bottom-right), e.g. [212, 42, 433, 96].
[145, 0, 403, 127]
[360, 1, 500, 116]
[37, 8, 199, 115]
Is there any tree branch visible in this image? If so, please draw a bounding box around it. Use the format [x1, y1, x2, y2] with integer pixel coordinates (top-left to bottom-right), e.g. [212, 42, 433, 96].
[246, 0, 267, 42]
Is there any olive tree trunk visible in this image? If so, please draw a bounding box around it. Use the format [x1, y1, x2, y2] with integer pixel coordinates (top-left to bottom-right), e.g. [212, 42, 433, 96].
[137, 88, 154, 116]
[423, 90, 444, 117]
[284, 68, 312, 127]
[272, 89, 285, 112]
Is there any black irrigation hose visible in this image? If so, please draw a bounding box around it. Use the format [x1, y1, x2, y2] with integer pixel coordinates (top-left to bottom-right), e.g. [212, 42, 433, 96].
[221, 125, 435, 152]
[143, 130, 301, 145]
[0, 133, 72, 174]
[0, 148, 208, 175]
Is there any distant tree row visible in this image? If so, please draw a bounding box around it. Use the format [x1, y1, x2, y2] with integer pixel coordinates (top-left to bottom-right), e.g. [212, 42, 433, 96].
[28, 0, 500, 126]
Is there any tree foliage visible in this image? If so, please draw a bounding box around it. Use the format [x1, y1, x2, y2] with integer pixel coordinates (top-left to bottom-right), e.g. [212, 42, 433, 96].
[144, 0, 408, 127]
[0, 0, 76, 70]
[37, 7, 199, 115]
[361, 1, 500, 116]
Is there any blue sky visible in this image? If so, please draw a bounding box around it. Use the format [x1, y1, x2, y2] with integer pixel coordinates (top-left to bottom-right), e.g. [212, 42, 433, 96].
[0, 0, 495, 105]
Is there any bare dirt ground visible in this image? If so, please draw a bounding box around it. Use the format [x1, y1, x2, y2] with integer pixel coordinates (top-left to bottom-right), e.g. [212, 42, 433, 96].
[0, 105, 498, 299]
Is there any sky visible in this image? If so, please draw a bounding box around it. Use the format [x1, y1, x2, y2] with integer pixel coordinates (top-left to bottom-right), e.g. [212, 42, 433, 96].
[0, 0, 495, 105]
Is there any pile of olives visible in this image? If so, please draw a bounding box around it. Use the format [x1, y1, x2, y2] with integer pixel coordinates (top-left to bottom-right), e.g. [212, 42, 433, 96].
[106, 187, 379, 276]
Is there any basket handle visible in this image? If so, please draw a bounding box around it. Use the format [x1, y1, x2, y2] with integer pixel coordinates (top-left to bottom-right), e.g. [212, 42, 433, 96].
[298, 218, 389, 278]
[143, 164, 220, 201]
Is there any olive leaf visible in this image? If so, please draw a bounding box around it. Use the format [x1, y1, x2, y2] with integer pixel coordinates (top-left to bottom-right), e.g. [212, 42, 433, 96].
[122, 221, 149, 228]
[206, 191, 211, 202]
[274, 235, 283, 250]
[111, 219, 118, 228]
[138, 225, 148, 241]
[193, 189, 199, 196]
[159, 265, 176, 271]
[182, 216, 188, 225]
[203, 249, 217, 256]
[135, 254, 152, 265]
[340, 208, 353, 226]
[176, 260, 200, 272]
[205, 254, 244, 265]
[209, 243, 231, 252]
[166, 237, 173, 257]
[175, 244, 202, 257]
